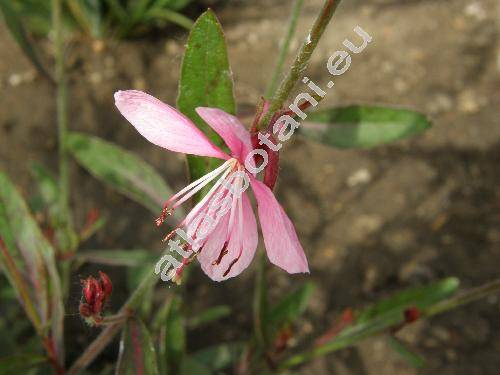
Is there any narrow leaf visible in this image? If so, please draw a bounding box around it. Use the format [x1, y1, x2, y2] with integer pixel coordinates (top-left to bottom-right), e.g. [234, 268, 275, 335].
[190, 342, 244, 372]
[30, 163, 59, 224]
[0, 172, 64, 361]
[269, 282, 315, 328]
[30, 163, 79, 252]
[0, 0, 53, 82]
[302, 105, 431, 148]
[67, 132, 177, 215]
[180, 359, 211, 375]
[66, 0, 102, 38]
[127, 263, 157, 319]
[187, 305, 231, 328]
[177, 9, 235, 192]
[387, 336, 425, 369]
[0, 354, 47, 373]
[356, 277, 460, 323]
[116, 318, 159, 375]
[280, 278, 459, 369]
[164, 296, 185, 374]
[0, 236, 41, 332]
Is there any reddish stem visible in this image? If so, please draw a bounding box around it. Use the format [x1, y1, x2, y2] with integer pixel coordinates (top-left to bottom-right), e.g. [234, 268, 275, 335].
[42, 336, 65, 375]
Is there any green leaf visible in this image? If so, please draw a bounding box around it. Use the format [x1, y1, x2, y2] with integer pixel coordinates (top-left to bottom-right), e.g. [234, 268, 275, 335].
[177, 9, 235, 195]
[162, 296, 185, 375]
[356, 277, 460, 323]
[269, 282, 315, 330]
[302, 105, 431, 149]
[104, 0, 127, 23]
[116, 318, 159, 375]
[180, 359, 211, 375]
[128, 0, 152, 23]
[79, 214, 106, 242]
[0, 0, 53, 82]
[30, 163, 79, 253]
[0, 354, 47, 373]
[0, 171, 64, 359]
[76, 249, 156, 267]
[280, 278, 459, 369]
[386, 336, 425, 369]
[0, 214, 44, 333]
[66, 0, 102, 38]
[126, 261, 157, 319]
[154, 0, 194, 11]
[145, 8, 193, 30]
[67, 132, 177, 215]
[190, 342, 244, 372]
[30, 163, 59, 224]
[187, 305, 231, 328]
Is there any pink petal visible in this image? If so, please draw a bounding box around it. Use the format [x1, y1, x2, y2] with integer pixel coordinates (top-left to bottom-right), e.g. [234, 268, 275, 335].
[195, 107, 253, 161]
[198, 193, 258, 281]
[115, 90, 228, 159]
[250, 179, 309, 274]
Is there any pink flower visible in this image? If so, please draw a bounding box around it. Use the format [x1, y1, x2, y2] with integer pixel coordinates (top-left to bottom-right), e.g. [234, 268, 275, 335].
[114, 90, 308, 281]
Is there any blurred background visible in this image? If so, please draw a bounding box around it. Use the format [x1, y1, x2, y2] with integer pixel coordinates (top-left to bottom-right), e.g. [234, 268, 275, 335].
[0, 0, 499, 373]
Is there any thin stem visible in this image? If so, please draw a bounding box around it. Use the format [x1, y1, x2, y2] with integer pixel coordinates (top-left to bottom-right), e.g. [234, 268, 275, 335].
[100, 313, 129, 325]
[68, 272, 159, 374]
[52, 0, 75, 303]
[52, 0, 70, 233]
[423, 278, 500, 318]
[256, 0, 342, 131]
[266, 0, 304, 97]
[42, 336, 65, 375]
[253, 250, 268, 348]
[278, 278, 500, 370]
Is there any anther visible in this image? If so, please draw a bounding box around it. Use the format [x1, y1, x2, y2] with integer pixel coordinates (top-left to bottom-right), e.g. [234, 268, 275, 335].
[162, 230, 177, 243]
[155, 208, 174, 227]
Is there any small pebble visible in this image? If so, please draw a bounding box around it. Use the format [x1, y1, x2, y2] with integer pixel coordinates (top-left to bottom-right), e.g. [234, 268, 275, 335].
[347, 168, 372, 187]
[8, 70, 36, 86]
[89, 71, 102, 84]
[457, 90, 485, 114]
[464, 2, 487, 21]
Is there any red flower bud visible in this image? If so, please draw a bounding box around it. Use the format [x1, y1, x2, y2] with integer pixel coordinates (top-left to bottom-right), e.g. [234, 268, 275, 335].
[79, 302, 92, 318]
[79, 272, 114, 327]
[81, 276, 97, 304]
[93, 290, 104, 314]
[99, 271, 113, 298]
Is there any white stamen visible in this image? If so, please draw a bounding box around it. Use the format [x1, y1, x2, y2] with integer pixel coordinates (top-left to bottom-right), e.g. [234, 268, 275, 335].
[226, 170, 243, 237]
[184, 165, 235, 227]
[166, 158, 235, 210]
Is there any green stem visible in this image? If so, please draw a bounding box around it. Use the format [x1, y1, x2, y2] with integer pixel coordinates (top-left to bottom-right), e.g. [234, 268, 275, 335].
[266, 0, 304, 97]
[256, 0, 342, 131]
[423, 278, 500, 317]
[278, 278, 500, 370]
[68, 272, 159, 374]
[253, 250, 268, 348]
[52, 0, 74, 300]
[52, 0, 70, 233]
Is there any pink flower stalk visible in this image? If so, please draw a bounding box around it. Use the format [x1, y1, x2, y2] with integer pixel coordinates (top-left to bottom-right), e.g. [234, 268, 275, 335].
[114, 90, 308, 281]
